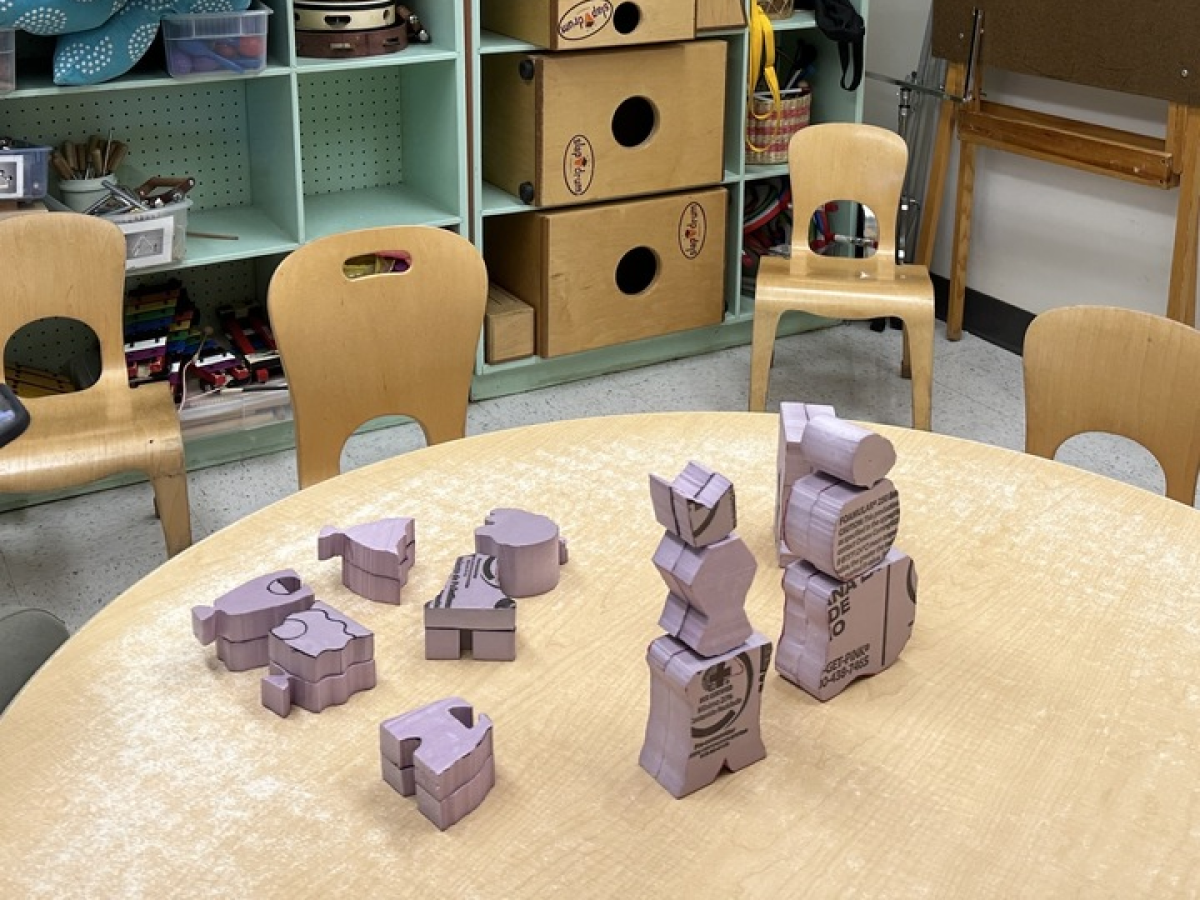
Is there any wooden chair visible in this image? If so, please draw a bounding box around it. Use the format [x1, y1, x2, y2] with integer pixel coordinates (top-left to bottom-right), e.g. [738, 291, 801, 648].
[0, 214, 192, 557]
[748, 122, 936, 430]
[268, 226, 488, 490]
[1023, 305, 1200, 505]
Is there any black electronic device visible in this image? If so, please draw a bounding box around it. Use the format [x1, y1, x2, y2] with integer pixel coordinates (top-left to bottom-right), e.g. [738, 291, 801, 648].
[0, 384, 30, 449]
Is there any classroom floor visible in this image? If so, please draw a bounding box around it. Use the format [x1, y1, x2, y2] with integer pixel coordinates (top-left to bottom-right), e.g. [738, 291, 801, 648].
[0, 321, 1173, 632]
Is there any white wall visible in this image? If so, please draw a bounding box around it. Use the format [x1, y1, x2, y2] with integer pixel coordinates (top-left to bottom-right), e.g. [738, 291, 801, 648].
[863, 0, 1187, 318]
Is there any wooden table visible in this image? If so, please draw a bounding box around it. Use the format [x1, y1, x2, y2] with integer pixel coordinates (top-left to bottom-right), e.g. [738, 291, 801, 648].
[2, 413, 1198, 897]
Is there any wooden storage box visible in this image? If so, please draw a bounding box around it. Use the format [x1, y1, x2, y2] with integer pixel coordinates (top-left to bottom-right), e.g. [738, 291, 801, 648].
[484, 187, 728, 358]
[480, 0, 696, 51]
[485, 285, 536, 364]
[482, 40, 727, 208]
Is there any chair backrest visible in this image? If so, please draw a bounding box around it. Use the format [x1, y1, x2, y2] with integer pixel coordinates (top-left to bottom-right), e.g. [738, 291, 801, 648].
[1023, 305, 1200, 505]
[268, 226, 489, 489]
[0, 213, 130, 391]
[786, 122, 907, 276]
[0, 605, 69, 713]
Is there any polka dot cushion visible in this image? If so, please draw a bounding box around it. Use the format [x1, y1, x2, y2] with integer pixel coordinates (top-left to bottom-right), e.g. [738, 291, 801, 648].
[51, 0, 249, 85]
[0, 0, 128, 35]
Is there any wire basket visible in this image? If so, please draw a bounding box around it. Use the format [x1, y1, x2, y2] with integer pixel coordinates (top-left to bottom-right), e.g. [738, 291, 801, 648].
[745, 85, 811, 165]
[757, 0, 795, 19]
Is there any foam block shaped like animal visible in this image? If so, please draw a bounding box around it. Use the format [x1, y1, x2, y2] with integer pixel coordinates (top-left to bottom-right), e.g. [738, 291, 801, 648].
[474, 507, 568, 598]
[318, 516, 416, 605]
[380, 697, 495, 831]
[192, 569, 315, 671]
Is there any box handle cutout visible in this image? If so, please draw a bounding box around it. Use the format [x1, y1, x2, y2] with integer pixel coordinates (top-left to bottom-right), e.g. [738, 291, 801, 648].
[615, 246, 659, 295]
[343, 250, 414, 279]
[612, 96, 657, 148]
[613, 3, 641, 34]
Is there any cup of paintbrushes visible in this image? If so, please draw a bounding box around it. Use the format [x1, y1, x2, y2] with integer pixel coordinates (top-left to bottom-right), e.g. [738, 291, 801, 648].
[53, 139, 127, 212]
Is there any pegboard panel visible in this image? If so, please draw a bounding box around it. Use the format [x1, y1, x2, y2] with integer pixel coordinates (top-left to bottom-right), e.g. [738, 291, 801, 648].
[4, 259, 273, 379]
[298, 70, 406, 196]
[0, 82, 259, 209]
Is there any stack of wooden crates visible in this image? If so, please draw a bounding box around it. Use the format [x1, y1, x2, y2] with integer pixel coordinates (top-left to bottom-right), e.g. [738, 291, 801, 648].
[480, 0, 731, 360]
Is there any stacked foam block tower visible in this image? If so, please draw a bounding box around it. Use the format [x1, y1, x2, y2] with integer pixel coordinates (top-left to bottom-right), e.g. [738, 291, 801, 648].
[638, 461, 772, 798]
[774, 403, 918, 701]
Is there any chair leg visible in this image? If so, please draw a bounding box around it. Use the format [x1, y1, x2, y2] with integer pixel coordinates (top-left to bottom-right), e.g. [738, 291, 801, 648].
[749, 309, 783, 412]
[902, 313, 935, 431]
[151, 472, 193, 557]
[900, 328, 912, 380]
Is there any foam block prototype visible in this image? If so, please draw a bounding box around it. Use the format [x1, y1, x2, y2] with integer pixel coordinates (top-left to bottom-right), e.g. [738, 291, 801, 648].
[380, 697, 495, 831]
[775, 402, 837, 566]
[776, 549, 917, 701]
[474, 507, 568, 598]
[783, 473, 900, 582]
[318, 516, 416, 605]
[261, 602, 376, 716]
[192, 569, 315, 671]
[639, 632, 772, 799]
[649, 460, 737, 548]
[653, 532, 756, 657]
[425, 554, 517, 661]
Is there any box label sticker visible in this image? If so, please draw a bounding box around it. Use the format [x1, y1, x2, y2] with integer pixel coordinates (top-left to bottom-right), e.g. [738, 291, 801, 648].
[678, 202, 707, 259]
[563, 134, 594, 196]
[558, 2, 613, 41]
[0, 155, 23, 198]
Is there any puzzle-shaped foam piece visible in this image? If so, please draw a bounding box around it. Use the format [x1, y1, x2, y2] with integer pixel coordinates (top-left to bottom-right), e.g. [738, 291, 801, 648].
[380, 697, 495, 830]
[783, 472, 900, 581]
[260, 602, 376, 716]
[425, 554, 516, 632]
[799, 415, 896, 488]
[776, 403, 837, 566]
[474, 508, 568, 598]
[424, 627, 517, 662]
[318, 517, 416, 605]
[192, 569, 316, 671]
[639, 632, 772, 799]
[653, 531, 756, 657]
[776, 548, 917, 701]
[649, 461, 737, 548]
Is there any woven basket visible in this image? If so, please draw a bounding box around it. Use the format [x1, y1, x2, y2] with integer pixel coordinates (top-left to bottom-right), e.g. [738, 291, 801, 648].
[757, 0, 795, 19]
[745, 85, 811, 165]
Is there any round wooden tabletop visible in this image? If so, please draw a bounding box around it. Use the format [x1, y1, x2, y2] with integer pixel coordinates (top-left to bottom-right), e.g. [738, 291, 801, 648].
[2, 412, 1198, 897]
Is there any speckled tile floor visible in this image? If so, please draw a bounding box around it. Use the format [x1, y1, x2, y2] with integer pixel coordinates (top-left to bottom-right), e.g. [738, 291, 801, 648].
[0, 321, 1178, 632]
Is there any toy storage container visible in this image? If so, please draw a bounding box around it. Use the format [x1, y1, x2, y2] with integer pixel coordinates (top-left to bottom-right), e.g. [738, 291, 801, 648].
[102, 199, 192, 271]
[480, 0, 696, 50]
[162, 3, 272, 78]
[484, 187, 728, 357]
[482, 41, 727, 207]
[0, 140, 51, 201]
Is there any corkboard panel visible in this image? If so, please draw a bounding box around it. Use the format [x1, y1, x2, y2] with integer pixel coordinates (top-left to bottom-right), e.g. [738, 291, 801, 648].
[931, 0, 1200, 104]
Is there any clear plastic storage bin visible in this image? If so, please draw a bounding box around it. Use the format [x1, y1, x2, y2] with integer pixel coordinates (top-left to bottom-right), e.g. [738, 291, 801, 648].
[0, 140, 50, 201]
[162, 3, 271, 79]
[102, 199, 192, 271]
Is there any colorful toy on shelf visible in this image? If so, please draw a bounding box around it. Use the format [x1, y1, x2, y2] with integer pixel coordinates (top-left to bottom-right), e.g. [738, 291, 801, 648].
[775, 401, 836, 566]
[640, 461, 772, 799]
[218, 305, 281, 384]
[775, 412, 918, 702]
[319, 517, 416, 605]
[424, 553, 516, 661]
[474, 507, 568, 598]
[380, 697, 494, 831]
[192, 569, 315, 672]
[261, 602, 376, 716]
[123, 279, 196, 388]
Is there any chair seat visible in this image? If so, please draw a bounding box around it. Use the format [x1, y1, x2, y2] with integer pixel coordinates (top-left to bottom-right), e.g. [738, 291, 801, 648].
[0, 382, 184, 493]
[755, 255, 934, 317]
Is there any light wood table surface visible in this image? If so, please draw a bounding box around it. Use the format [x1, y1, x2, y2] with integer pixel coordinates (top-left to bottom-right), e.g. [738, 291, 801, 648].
[2, 412, 1198, 897]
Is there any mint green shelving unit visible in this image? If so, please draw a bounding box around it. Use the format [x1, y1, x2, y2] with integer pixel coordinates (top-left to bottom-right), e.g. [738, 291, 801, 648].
[0, 0, 863, 487]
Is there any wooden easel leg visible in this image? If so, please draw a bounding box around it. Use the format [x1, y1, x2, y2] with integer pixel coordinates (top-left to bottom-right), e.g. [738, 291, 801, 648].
[1167, 104, 1200, 327]
[914, 62, 966, 271]
[947, 138, 977, 341]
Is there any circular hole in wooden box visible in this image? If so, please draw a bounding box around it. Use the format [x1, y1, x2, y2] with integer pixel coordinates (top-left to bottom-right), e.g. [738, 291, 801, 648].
[612, 96, 656, 148]
[615, 246, 659, 295]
